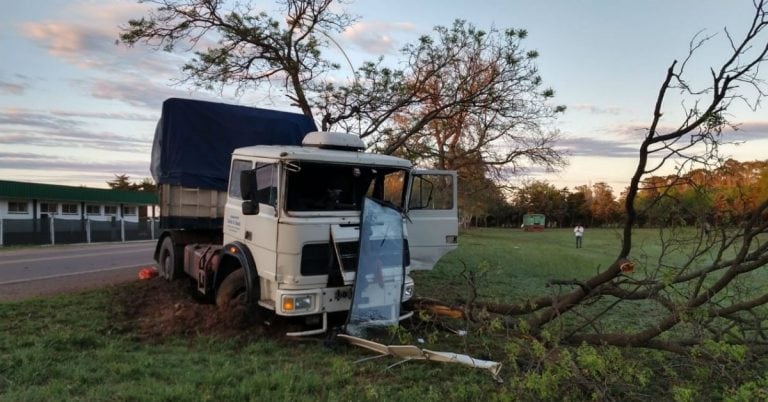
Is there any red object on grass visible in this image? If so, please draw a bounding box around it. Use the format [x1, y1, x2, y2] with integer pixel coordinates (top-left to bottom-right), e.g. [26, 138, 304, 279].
[138, 267, 159, 280]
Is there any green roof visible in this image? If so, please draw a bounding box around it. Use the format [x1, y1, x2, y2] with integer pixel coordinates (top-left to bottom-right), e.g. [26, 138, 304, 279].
[0, 180, 158, 205]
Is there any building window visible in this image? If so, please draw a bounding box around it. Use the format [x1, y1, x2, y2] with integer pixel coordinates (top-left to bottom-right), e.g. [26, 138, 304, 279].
[8, 201, 29, 214]
[86, 205, 101, 216]
[104, 205, 117, 216]
[122, 206, 137, 216]
[61, 203, 78, 215]
[40, 202, 58, 215]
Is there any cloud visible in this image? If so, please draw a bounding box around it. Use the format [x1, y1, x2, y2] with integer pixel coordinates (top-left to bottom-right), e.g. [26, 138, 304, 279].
[0, 108, 80, 131]
[557, 136, 638, 157]
[50, 110, 157, 122]
[560, 119, 768, 160]
[569, 103, 623, 115]
[342, 21, 416, 54]
[729, 121, 768, 141]
[20, 19, 180, 76]
[0, 80, 27, 95]
[17, 1, 184, 83]
[79, 76, 218, 110]
[0, 74, 32, 95]
[0, 151, 149, 176]
[0, 108, 152, 153]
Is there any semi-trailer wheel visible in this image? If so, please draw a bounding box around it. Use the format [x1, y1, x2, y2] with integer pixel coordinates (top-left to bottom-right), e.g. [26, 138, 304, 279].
[158, 237, 182, 280]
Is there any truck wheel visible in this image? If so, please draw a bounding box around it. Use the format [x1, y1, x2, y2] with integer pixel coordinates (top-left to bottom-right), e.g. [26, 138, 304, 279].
[158, 237, 182, 281]
[216, 268, 248, 308]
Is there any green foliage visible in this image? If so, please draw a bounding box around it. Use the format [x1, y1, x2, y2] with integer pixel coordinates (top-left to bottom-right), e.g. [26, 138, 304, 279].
[672, 386, 697, 402]
[106, 174, 156, 191]
[726, 374, 768, 402]
[2, 228, 767, 400]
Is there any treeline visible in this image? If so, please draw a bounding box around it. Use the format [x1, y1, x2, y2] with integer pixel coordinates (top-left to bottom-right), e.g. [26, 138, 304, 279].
[106, 174, 157, 192]
[635, 159, 768, 227]
[462, 159, 768, 228]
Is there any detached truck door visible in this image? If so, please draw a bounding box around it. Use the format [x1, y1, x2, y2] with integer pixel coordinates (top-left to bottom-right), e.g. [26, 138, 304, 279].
[406, 170, 459, 270]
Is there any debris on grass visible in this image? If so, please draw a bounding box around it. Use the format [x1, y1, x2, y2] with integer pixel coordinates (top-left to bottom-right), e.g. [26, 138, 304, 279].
[338, 334, 503, 382]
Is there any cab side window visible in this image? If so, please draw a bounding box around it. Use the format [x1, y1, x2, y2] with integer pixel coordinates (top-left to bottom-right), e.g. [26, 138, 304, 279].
[228, 159, 253, 199]
[255, 163, 278, 207]
[409, 174, 454, 210]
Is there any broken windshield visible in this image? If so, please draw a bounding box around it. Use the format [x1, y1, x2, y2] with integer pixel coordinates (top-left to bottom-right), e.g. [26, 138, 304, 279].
[346, 197, 405, 337]
[285, 162, 407, 212]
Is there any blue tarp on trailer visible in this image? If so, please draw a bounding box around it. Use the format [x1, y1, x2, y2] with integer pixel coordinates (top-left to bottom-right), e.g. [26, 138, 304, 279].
[151, 98, 317, 191]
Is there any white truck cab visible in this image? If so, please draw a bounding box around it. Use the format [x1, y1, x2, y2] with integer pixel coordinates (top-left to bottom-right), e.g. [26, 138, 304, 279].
[157, 130, 458, 335]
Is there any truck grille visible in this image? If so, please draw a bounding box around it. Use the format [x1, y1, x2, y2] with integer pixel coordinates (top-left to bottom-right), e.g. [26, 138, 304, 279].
[300, 240, 410, 276]
[300, 242, 357, 276]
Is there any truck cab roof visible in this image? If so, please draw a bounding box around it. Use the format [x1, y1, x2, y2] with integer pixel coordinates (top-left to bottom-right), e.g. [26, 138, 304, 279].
[232, 145, 413, 168]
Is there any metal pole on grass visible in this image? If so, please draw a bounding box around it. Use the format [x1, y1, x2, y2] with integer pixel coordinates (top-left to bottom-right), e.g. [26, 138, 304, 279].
[50, 217, 55, 245]
[86, 218, 91, 244]
[120, 219, 125, 242]
[0, 219, 3, 246]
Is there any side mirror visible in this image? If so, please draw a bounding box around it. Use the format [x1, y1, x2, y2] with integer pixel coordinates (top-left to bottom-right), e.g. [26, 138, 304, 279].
[240, 170, 258, 201]
[242, 200, 259, 215]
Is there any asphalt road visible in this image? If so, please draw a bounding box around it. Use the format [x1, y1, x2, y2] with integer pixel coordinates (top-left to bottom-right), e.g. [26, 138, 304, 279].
[0, 241, 157, 301]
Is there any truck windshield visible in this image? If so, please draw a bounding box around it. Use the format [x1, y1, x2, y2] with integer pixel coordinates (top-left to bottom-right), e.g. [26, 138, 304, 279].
[285, 162, 407, 211]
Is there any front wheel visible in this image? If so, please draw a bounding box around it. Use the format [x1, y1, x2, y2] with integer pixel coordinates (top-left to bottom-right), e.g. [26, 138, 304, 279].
[216, 268, 263, 325]
[216, 268, 248, 308]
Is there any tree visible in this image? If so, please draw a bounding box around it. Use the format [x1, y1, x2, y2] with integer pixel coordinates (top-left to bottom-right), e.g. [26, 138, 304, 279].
[513, 180, 567, 226]
[318, 19, 566, 174]
[572, 184, 593, 226]
[432, 1, 768, 355]
[122, 3, 567, 222]
[106, 174, 157, 192]
[106, 174, 132, 190]
[565, 189, 589, 228]
[120, 0, 353, 119]
[133, 177, 158, 192]
[589, 182, 620, 226]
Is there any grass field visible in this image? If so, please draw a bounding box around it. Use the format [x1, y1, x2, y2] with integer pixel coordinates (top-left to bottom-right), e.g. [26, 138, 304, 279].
[1, 228, 766, 401]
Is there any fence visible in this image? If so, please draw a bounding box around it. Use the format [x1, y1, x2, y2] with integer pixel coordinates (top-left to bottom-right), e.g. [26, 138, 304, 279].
[0, 217, 159, 246]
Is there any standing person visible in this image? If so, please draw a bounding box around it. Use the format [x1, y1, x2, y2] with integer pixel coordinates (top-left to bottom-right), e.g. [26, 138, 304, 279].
[574, 224, 584, 248]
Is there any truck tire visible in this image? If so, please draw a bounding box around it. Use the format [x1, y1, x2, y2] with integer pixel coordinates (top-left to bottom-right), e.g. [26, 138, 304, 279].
[158, 237, 182, 281]
[216, 268, 248, 308]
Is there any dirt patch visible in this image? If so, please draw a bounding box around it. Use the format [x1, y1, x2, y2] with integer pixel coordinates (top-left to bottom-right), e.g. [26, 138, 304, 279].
[111, 277, 269, 342]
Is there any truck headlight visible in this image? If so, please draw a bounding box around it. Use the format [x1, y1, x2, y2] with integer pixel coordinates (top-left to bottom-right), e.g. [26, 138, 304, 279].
[403, 284, 414, 299]
[282, 294, 314, 313]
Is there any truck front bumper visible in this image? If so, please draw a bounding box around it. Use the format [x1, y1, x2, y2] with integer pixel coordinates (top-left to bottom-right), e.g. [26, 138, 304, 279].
[266, 277, 415, 336]
[270, 276, 414, 317]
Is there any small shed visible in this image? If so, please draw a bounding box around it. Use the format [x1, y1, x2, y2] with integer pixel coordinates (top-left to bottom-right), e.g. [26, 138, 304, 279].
[522, 213, 545, 232]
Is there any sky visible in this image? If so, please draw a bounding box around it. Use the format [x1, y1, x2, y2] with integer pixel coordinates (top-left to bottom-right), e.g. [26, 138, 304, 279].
[1, 0, 767, 192]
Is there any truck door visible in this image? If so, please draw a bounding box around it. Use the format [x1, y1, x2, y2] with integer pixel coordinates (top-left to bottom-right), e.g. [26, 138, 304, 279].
[224, 159, 280, 280]
[405, 170, 458, 270]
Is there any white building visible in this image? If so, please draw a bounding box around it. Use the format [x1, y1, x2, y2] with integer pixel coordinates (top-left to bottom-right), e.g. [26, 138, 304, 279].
[0, 179, 158, 246]
[0, 179, 156, 222]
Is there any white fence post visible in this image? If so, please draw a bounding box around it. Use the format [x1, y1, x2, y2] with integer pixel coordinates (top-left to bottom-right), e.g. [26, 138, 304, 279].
[50, 218, 55, 245]
[0, 219, 3, 246]
[120, 219, 125, 242]
[86, 218, 91, 244]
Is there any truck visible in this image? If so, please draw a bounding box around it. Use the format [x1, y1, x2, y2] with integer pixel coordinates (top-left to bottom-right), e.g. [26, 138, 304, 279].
[152, 98, 458, 335]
